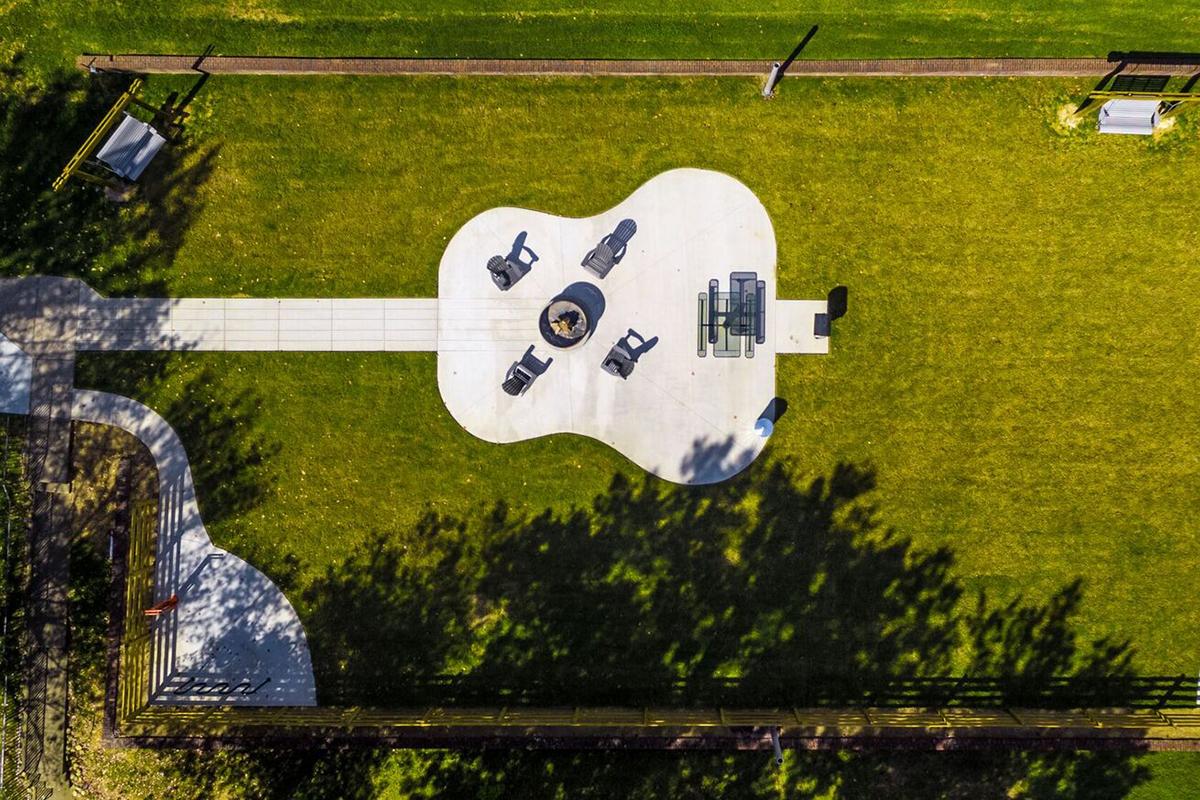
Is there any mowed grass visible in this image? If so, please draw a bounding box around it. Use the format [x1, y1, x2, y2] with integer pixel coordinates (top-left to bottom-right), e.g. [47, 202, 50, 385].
[1128, 754, 1200, 800]
[77, 75, 1200, 682]
[5, 0, 1200, 69]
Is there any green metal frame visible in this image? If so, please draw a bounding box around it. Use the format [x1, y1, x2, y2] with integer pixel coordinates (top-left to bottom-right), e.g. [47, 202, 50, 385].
[1075, 89, 1200, 119]
[52, 78, 144, 192]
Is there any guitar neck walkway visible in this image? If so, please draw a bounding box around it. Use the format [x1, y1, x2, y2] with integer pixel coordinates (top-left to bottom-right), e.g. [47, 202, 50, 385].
[0, 169, 838, 485]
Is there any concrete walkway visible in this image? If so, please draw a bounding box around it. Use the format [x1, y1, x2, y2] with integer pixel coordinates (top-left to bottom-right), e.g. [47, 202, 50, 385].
[0, 278, 78, 796]
[76, 296, 438, 352]
[73, 391, 316, 706]
[78, 53, 1200, 77]
[4, 169, 833, 485]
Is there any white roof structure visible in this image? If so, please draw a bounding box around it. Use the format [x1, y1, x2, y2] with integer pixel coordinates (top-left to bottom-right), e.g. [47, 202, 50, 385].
[95, 113, 167, 181]
[1098, 99, 1161, 136]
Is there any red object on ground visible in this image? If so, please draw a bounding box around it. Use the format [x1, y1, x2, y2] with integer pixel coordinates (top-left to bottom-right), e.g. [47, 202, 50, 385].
[143, 594, 179, 617]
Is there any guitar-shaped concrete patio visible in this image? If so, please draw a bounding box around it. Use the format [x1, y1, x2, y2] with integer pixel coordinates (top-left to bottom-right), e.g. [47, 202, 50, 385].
[0, 168, 837, 705]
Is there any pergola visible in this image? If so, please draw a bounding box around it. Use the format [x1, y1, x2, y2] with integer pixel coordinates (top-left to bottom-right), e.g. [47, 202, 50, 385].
[52, 73, 196, 192]
[1074, 73, 1200, 135]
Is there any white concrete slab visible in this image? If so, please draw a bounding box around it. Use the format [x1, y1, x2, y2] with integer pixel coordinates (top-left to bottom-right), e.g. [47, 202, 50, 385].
[0, 333, 31, 414]
[384, 299, 440, 351]
[437, 168, 791, 485]
[72, 390, 316, 706]
[776, 300, 832, 354]
[75, 298, 440, 353]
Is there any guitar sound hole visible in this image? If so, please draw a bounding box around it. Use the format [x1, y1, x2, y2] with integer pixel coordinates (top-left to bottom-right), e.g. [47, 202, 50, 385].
[540, 299, 590, 348]
[538, 284, 604, 349]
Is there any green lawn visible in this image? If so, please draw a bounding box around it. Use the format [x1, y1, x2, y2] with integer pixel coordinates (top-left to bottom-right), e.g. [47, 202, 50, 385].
[4, 0, 1200, 71]
[1128, 754, 1200, 800]
[64, 75, 1200, 707]
[64, 734, 1200, 799]
[0, 27, 1191, 791]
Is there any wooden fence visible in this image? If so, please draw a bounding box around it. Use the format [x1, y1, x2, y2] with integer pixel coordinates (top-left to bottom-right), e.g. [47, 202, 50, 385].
[110, 492, 1200, 747]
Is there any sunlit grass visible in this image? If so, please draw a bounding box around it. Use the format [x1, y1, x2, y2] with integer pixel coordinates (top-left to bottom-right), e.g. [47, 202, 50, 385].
[78, 75, 1200, 684]
[6, 0, 1200, 70]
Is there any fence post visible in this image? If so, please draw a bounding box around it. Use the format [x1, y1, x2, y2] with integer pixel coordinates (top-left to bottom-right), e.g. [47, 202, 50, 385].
[762, 63, 782, 98]
[769, 726, 783, 765]
[762, 25, 819, 98]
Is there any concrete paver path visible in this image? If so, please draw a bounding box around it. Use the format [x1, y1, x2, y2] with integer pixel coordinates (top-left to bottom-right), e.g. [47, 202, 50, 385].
[76, 296, 438, 352]
[78, 54, 1200, 78]
[73, 390, 316, 706]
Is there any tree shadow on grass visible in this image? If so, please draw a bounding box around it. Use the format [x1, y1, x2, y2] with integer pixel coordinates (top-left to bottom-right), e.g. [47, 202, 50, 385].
[65, 438, 1149, 795]
[149, 746, 386, 800]
[385, 747, 1151, 800]
[304, 460, 1134, 709]
[74, 357, 280, 529]
[300, 516, 481, 703]
[0, 54, 218, 295]
[295, 457, 1151, 799]
[160, 364, 280, 529]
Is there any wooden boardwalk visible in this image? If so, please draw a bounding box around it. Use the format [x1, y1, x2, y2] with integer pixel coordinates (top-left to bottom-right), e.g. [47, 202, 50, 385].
[0, 279, 76, 799]
[77, 54, 1200, 78]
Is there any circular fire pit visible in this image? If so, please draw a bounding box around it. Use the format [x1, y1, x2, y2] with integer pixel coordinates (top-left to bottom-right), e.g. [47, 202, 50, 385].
[540, 299, 589, 348]
[538, 283, 605, 350]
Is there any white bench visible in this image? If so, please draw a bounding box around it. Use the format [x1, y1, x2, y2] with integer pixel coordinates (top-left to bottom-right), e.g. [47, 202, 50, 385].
[95, 113, 167, 180]
[1098, 99, 1161, 136]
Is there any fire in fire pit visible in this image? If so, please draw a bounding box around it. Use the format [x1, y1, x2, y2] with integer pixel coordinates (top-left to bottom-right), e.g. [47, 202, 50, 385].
[539, 284, 604, 349]
[548, 303, 585, 339]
